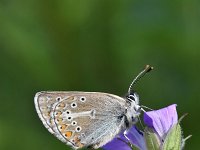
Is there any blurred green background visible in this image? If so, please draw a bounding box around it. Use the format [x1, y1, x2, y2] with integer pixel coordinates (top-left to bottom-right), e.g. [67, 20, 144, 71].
[0, 0, 199, 149]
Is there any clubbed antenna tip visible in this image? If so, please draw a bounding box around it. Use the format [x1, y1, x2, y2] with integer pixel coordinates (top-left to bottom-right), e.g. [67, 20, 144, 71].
[128, 65, 153, 94]
[145, 65, 153, 73]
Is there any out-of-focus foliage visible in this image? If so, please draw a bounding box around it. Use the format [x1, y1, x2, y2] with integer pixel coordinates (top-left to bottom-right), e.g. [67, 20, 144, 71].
[0, 0, 199, 149]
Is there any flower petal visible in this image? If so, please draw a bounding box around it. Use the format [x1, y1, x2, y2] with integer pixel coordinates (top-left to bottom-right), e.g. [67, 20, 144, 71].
[103, 126, 147, 150]
[126, 126, 147, 150]
[143, 104, 178, 139]
[103, 133, 131, 150]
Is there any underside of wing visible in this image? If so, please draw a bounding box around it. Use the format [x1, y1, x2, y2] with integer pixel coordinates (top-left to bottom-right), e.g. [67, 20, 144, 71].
[34, 91, 127, 149]
[34, 91, 73, 144]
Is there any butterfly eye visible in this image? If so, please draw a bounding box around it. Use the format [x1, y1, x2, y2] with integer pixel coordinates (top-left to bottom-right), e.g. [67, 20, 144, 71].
[129, 95, 135, 101]
[126, 94, 135, 102]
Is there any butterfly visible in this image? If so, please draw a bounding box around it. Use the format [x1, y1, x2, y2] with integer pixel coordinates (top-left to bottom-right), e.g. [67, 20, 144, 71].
[34, 65, 153, 149]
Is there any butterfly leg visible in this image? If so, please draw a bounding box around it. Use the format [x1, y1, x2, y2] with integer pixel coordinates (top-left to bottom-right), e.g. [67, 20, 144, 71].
[123, 130, 134, 148]
[123, 130, 131, 142]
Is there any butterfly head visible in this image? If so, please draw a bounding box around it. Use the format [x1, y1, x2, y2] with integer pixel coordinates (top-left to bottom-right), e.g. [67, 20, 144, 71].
[125, 91, 141, 126]
[125, 65, 153, 126]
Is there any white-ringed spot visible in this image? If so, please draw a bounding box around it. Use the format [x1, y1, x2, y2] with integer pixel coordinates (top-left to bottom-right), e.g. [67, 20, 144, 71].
[67, 116, 73, 121]
[80, 97, 86, 102]
[71, 121, 77, 126]
[75, 126, 82, 132]
[71, 102, 77, 108]
[56, 97, 61, 101]
[66, 110, 71, 114]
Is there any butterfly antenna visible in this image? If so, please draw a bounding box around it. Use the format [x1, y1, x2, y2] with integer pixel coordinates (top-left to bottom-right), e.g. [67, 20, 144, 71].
[128, 65, 153, 95]
[141, 105, 154, 111]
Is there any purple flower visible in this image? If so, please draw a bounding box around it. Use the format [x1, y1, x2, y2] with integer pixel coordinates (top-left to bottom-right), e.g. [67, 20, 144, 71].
[103, 133, 132, 150]
[144, 104, 178, 139]
[103, 126, 146, 150]
[103, 104, 178, 150]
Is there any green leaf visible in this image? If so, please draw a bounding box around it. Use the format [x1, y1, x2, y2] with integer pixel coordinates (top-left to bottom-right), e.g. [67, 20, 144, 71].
[131, 144, 141, 150]
[162, 123, 182, 150]
[144, 127, 160, 150]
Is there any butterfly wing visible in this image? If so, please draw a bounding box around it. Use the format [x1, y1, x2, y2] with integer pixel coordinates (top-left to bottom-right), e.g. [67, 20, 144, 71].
[34, 91, 127, 149]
